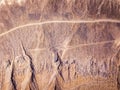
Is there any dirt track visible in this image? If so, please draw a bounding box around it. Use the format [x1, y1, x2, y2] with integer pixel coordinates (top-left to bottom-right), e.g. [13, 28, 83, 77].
[0, 19, 120, 37]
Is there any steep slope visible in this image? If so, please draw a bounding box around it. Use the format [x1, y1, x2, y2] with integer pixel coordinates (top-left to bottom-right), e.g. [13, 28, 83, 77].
[0, 0, 120, 90]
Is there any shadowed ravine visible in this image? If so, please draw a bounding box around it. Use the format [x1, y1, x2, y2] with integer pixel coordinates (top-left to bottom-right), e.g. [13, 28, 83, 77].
[0, 0, 120, 90]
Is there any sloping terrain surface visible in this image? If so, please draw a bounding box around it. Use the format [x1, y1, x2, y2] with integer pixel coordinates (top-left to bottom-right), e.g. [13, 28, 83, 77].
[0, 0, 120, 90]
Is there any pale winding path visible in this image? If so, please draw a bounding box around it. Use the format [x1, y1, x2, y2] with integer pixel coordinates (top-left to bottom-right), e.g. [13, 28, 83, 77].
[0, 19, 120, 37]
[0, 19, 119, 50]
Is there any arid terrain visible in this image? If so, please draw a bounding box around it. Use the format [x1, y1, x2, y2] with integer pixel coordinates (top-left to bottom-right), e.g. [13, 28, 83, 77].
[0, 0, 120, 90]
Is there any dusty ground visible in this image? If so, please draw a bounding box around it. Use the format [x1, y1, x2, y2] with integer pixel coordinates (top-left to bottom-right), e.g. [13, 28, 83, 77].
[0, 0, 120, 90]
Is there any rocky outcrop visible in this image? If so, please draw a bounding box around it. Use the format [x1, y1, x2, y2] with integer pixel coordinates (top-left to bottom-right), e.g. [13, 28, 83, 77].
[0, 0, 120, 90]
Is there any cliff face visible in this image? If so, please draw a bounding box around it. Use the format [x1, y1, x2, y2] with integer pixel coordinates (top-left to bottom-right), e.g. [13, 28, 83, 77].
[0, 0, 120, 90]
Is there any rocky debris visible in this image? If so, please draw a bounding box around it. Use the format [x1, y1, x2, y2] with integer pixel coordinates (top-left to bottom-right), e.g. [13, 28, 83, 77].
[3, 60, 14, 90]
[0, 0, 120, 90]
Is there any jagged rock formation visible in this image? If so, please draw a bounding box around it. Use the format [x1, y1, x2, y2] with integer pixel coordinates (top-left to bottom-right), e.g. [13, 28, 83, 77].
[0, 0, 120, 90]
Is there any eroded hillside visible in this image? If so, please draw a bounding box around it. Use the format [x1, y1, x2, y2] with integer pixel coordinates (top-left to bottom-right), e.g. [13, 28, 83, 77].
[0, 0, 120, 90]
